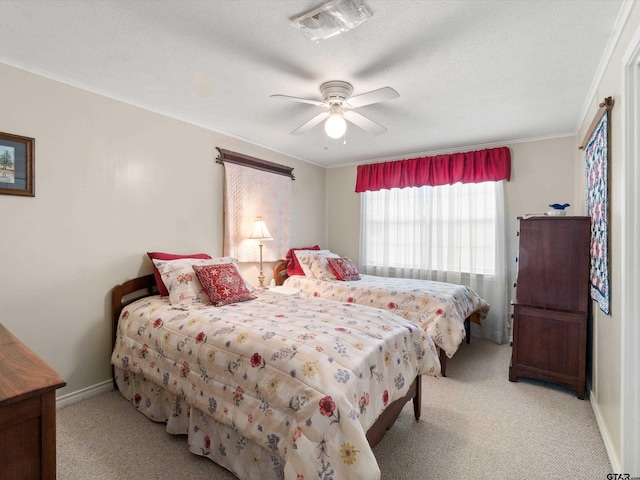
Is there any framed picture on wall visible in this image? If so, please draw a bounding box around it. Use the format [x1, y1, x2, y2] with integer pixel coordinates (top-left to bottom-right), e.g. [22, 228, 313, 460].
[0, 131, 35, 197]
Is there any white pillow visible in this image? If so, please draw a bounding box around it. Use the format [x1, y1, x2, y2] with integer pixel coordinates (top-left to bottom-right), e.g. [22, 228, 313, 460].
[292, 249, 331, 277]
[152, 256, 253, 309]
[294, 250, 340, 280]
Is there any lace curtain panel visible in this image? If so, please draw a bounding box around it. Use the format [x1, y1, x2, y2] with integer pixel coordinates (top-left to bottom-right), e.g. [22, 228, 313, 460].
[223, 162, 291, 262]
[360, 180, 510, 344]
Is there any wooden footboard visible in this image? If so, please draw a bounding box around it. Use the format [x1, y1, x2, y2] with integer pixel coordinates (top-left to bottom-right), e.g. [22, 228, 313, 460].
[111, 273, 420, 447]
[366, 375, 421, 447]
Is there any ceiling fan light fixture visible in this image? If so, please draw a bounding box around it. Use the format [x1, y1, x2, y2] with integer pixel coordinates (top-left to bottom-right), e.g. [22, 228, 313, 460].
[271, 80, 398, 138]
[290, 0, 373, 43]
[325, 106, 347, 139]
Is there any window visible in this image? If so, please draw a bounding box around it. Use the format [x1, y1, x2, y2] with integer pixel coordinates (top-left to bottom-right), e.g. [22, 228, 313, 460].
[361, 181, 501, 276]
[356, 149, 510, 345]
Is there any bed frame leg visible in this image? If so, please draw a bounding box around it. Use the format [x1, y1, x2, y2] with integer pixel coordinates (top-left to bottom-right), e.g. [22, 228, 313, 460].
[413, 375, 422, 420]
[465, 316, 471, 344]
[438, 348, 447, 377]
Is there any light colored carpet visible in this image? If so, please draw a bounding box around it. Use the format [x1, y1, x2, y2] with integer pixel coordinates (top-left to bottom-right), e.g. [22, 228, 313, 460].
[57, 339, 611, 479]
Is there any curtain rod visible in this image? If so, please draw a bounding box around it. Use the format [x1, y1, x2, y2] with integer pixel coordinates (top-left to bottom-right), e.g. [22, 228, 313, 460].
[579, 96, 614, 150]
[216, 148, 295, 180]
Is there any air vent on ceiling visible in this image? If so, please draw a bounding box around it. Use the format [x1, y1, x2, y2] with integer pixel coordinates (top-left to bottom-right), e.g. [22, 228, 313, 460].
[290, 0, 373, 43]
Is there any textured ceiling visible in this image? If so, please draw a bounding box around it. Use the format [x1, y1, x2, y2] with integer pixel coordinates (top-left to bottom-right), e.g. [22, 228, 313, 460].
[0, 0, 625, 167]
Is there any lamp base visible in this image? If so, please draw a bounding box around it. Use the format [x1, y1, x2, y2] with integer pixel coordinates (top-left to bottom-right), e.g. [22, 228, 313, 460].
[257, 242, 266, 288]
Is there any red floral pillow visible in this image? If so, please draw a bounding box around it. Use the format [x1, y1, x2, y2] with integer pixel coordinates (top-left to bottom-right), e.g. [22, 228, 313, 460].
[192, 264, 256, 307]
[327, 257, 361, 281]
[147, 251, 211, 296]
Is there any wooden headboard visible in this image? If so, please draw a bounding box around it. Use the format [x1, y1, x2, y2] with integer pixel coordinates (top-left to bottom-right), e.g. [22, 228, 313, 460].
[111, 273, 158, 388]
[273, 260, 289, 286]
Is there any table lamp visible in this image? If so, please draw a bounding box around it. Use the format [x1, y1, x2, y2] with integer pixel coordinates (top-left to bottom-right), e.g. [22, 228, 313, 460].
[249, 216, 273, 288]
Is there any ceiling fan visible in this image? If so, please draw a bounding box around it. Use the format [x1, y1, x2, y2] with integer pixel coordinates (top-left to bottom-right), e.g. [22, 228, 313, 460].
[271, 80, 399, 138]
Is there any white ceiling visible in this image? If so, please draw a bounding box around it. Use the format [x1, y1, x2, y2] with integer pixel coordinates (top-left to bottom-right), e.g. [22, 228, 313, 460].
[0, 0, 626, 167]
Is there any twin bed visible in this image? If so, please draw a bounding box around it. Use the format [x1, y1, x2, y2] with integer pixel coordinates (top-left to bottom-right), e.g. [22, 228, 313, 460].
[110, 248, 489, 479]
[274, 251, 490, 376]
[111, 270, 440, 480]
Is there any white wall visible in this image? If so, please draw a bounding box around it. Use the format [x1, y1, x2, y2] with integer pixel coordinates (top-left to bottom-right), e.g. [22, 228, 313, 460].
[572, 2, 640, 472]
[0, 63, 326, 396]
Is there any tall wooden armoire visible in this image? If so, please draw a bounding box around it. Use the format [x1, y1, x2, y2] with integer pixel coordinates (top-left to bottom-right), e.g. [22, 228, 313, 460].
[509, 216, 591, 399]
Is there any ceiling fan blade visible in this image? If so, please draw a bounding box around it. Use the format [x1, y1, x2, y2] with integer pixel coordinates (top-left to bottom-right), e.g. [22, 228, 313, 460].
[343, 110, 387, 135]
[345, 87, 399, 108]
[291, 111, 330, 135]
[270, 94, 326, 107]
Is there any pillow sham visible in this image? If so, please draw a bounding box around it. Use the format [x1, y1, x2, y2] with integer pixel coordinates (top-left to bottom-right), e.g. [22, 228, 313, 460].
[152, 256, 252, 309]
[147, 251, 211, 296]
[193, 264, 257, 307]
[285, 245, 320, 276]
[294, 250, 340, 280]
[327, 257, 361, 281]
[152, 257, 214, 308]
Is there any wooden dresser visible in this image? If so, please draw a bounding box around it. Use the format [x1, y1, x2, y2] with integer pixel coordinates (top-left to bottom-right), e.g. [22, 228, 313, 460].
[0, 323, 66, 479]
[509, 216, 590, 399]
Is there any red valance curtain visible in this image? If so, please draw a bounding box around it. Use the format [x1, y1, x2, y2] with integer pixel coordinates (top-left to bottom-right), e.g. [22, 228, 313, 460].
[355, 146, 511, 193]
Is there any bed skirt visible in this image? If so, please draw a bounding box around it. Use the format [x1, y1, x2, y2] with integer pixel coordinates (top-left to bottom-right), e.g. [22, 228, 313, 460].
[114, 367, 285, 480]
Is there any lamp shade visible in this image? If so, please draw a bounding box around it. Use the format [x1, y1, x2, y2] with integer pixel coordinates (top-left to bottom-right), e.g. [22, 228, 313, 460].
[249, 216, 273, 240]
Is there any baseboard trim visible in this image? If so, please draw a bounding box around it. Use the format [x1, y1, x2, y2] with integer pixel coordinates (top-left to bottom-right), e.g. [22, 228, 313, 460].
[589, 383, 620, 473]
[56, 380, 113, 409]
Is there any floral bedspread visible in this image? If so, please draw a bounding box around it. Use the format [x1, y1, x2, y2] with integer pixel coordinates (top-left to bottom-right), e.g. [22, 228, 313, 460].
[283, 274, 490, 358]
[111, 290, 439, 480]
